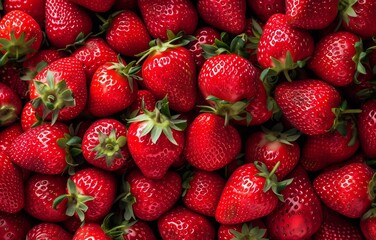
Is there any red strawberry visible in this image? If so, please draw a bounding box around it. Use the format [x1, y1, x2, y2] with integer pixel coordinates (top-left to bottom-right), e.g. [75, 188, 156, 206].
[245, 124, 300, 179]
[358, 100, 376, 158]
[184, 113, 241, 171]
[361, 212, 376, 240]
[73, 223, 111, 240]
[0, 81, 22, 127]
[158, 206, 216, 240]
[105, 11, 151, 57]
[27, 223, 72, 240]
[274, 79, 342, 135]
[215, 162, 292, 224]
[0, 63, 29, 99]
[29, 57, 87, 124]
[0, 151, 24, 213]
[0, 10, 42, 64]
[197, 0, 246, 34]
[82, 118, 130, 171]
[285, 0, 338, 29]
[247, 0, 285, 23]
[127, 98, 186, 179]
[20, 101, 44, 131]
[138, 0, 198, 40]
[313, 162, 374, 218]
[0, 122, 23, 154]
[218, 220, 268, 240]
[88, 60, 139, 117]
[68, 0, 115, 12]
[4, 0, 46, 27]
[182, 169, 226, 216]
[45, 0, 92, 48]
[24, 174, 69, 222]
[0, 212, 32, 240]
[104, 216, 157, 240]
[128, 89, 157, 117]
[266, 166, 323, 240]
[122, 169, 182, 221]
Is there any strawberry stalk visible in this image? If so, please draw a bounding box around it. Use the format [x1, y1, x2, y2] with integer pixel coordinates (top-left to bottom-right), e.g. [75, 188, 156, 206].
[0, 30, 36, 66]
[262, 123, 301, 146]
[229, 223, 268, 240]
[102, 213, 137, 240]
[106, 57, 142, 92]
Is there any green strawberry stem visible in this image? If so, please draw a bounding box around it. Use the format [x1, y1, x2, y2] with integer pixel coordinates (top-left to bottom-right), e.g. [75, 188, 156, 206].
[229, 223, 268, 240]
[0, 105, 18, 126]
[20, 60, 48, 81]
[0, 30, 36, 66]
[107, 56, 143, 92]
[115, 181, 137, 221]
[57, 125, 82, 175]
[331, 101, 361, 139]
[339, 0, 358, 25]
[262, 123, 301, 146]
[181, 170, 194, 197]
[93, 11, 122, 37]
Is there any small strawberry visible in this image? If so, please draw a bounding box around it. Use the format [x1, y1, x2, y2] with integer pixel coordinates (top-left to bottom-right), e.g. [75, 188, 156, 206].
[158, 206, 216, 240]
[0, 82, 22, 126]
[4, 0, 46, 27]
[358, 100, 376, 158]
[361, 211, 376, 240]
[247, 0, 285, 23]
[68, 0, 116, 12]
[27, 223, 72, 240]
[0, 212, 32, 240]
[0, 122, 23, 154]
[218, 220, 268, 240]
[73, 223, 111, 240]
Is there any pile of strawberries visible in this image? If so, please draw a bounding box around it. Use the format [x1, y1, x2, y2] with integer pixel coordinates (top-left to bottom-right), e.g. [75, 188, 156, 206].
[1, 0, 376, 239]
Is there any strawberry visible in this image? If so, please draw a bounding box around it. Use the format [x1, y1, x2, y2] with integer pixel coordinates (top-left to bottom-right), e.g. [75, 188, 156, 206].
[27, 223, 72, 240]
[137, 32, 197, 112]
[358, 100, 376, 158]
[197, 0, 246, 34]
[247, 0, 285, 23]
[105, 11, 151, 57]
[266, 166, 323, 240]
[215, 162, 292, 224]
[274, 79, 342, 135]
[88, 60, 139, 117]
[82, 118, 130, 171]
[0, 82, 22, 126]
[53, 167, 117, 222]
[158, 206, 216, 240]
[313, 162, 375, 218]
[20, 101, 44, 131]
[128, 89, 157, 117]
[121, 169, 182, 221]
[257, 13, 314, 80]
[3, 0, 46, 27]
[0, 122, 23, 154]
[0, 212, 32, 240]
[184, 113, 241, 171]
[127, 97, 186, 179]
[0, 151, 24, 213]
[138, 0, 198, 40]
[218, 220, 268, 240]
[45, 0, 92, 48]
[285, 0, 338, 29]
[0, 63, 29, 99]
[361, 213, 376, 240]
[68, 0, 116, 12]
[29, 57, 87, 124]
[182, 169, 226, 216]
[245, 124, 301, 179]
[73, 223, 111, 240]
[0, 10, 42, 64]
[24, 174, 69, 222]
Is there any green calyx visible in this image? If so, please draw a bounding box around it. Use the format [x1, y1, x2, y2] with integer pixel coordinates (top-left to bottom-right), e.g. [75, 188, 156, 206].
[127, 96, 187, 145]
[59, 32, 91, 53]
[181, 170, 194, 197]
[20, 60, 48, 81]
[246, 19, 263, 53]
[363, 173, 376, 220]
[229, 223, 268, 240]
[91, 129, 126, 167]
[0, 105, 18, 126]
[199, 95, 252, 126]
[339, 0, 358, 25]
[93, 11, 122, 37]
[107, 56, 143, 92]
[115, 181, 137, 221]
[0, 30, 36, 66]
[135, 30, 196, 64]
[31, 70, 75, 125]
[262, 123, 300, 146]
[254, 161, 293, 202]
[353, 40, 367, 83]
[57, 125, 82, 175]
[52, 178, 94, 223]
[102, 213, 137, 240]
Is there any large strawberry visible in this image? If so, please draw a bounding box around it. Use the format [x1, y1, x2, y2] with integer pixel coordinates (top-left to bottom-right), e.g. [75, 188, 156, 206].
[0, 82, 22, 126]
[0, 10, 42, 64]
[138, 0, 198, 40]
[313, 162, 375, 218]
[26, 223, 72, 240]
[215, 162, 292, 224]
[127, 97, 186, 179]
[0, 212, 32, 240]
[358, 100, 376, 158]
[68, 0, 116, 12]
[29, 57, 87, 124]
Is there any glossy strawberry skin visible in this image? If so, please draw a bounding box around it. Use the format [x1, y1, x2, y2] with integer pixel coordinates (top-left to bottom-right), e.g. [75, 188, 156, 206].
[27, 223, 72, 240]
[122, 221, 157, 240]
[358, 100, 376, 158]
[126, 169, 182, 221]
[138, 0, 198, 40]
[257, 13, 314, 69]
[247, 0, 285, 23]
[20, 101, 40, 131]
[215, 163, 279, 225]
[73, 223, 111, 240]
[0, 123, 23, 154]
[128, 89, 157, 116]
[0, 82, 22, 126]
[4, 0, 46, 27]
[22, 49, 67, 75]
[314, 163, 374, 218]
[274, 79, 342, 135]
[0, 212, 32, 240]
[184, 113, 241, 171]
[142, 46, 197, 112]
[199, 54, 259, 103]
[24, 174, 69, 222]
[158, 206, 216, 240]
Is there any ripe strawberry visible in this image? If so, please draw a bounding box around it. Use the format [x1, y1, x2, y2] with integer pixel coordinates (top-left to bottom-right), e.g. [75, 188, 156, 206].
[197, 0, 246, 34]
[158, 206, 216, 240]
[182, 169, 226, 216]
[274, 79, 342, 135]
[82, 118, 129, 171]
[4, 0, 46, 27]
[361, 212, 376, 240]
[245, 124, 300, 179]
[71, 38, 118, 81]
[218, 220, 268, 240]
[88, 60, 139, 117]
[20, 101, 44, 131]
[184, 113, 241, 171]
[68, 0, 115, 12]
[0, 63, 29, 99]
[127, 98, 186, 179]
[247, 0, 285, 23]
[0, 212, 32, 240]
[138, 0, 198, 40]
[0, 151, 24, 213]
[0, 82, 22, 127]
[0, 122, 23, 154]
[358, 100, 376, 158]
[313, 162, 374, 218]
[128, 89, 157, 117]
[73, 223, 111, 240]
[45, 0, 92, 48]
[29, 57, 87, 124]
[24, 174, 69, 222]
[285, 0, 338, 29]
[215, 162, 292, 224]
[0, 10, 42, 64]
[105, 11, 151, 57]
[53, 167, 117, 222]
[27, 223, 72, 240]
